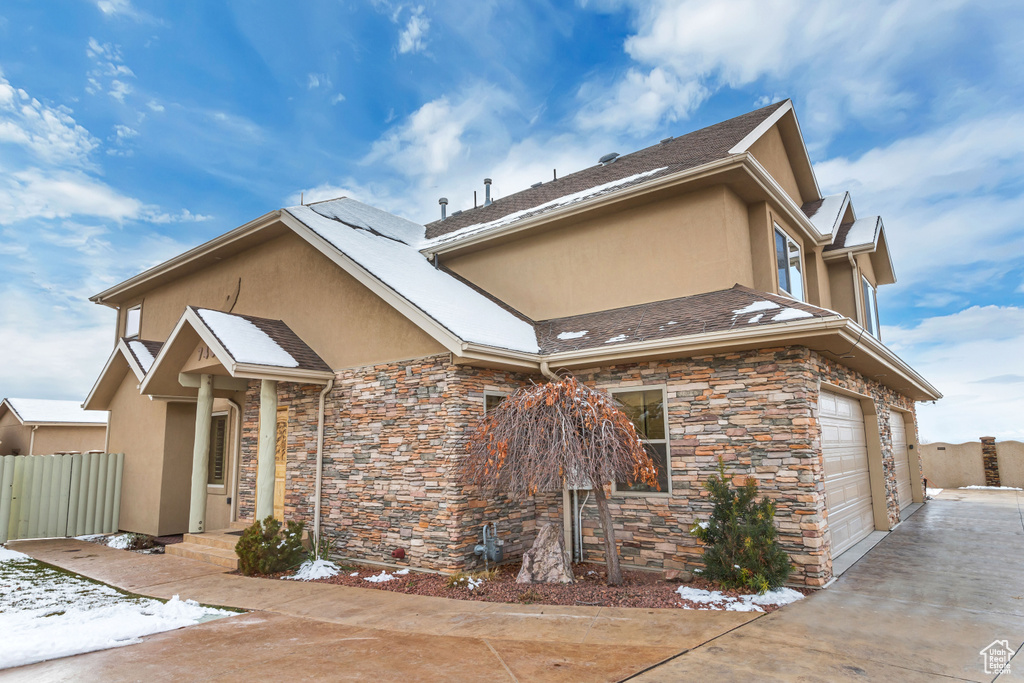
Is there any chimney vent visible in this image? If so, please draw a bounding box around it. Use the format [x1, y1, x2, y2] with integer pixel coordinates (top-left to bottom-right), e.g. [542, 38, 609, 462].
[439, 197, 449, 220]
[484, 178, 492, 206]
[599, 152, 619, 165]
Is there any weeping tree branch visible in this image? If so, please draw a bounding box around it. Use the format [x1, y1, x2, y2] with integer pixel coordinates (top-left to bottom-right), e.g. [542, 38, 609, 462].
[457, 375, 659, 585]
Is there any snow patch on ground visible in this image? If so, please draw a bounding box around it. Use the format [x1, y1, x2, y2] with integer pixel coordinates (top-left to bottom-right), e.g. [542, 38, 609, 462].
[285, 559, 341, 581]
[0, 554, 234, 669]
[926, 487, 943, 496]
[363, 570, 397, 583]
[106, 534, 134, 550]
[960, 485, 1023, 491]
[675, 585, 804, 612]
[195, 308, 299, 368]
[557, 330, 588, 340]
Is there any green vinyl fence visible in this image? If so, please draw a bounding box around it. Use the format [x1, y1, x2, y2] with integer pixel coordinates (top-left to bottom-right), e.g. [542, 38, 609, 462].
[0, 452, 124, 544]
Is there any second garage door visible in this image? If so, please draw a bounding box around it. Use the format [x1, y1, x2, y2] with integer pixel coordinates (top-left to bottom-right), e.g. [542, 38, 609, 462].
[820, 390, 875, 557]
[891, 412, 913, 510]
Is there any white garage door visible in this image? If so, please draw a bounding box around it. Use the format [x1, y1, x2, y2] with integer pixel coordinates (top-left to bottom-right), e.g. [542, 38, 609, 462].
[820, 390, 875, 557]
[891, 412, 913, 510]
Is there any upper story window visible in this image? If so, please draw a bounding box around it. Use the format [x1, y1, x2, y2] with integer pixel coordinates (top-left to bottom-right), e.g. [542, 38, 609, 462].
[124, 305, 142, 339]
[862, 276, 881, 339]
[612, 388, 669, 495]
[774, 225, 804, 302]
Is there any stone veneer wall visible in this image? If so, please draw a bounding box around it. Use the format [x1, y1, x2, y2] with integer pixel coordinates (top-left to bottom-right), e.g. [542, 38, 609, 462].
[237, 346, 918, 583]
[570, 346, 918, 586]
[238, 354, 560, 572]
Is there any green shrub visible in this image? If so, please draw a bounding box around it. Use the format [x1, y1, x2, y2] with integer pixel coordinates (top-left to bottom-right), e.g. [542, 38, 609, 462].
[306, 529, 334, 562]
[235, 516, 306, 576]
[691, 459, 792, 593]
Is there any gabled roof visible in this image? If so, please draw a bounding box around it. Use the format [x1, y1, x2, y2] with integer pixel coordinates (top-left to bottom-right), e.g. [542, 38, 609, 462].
[422, 100, 792, 242]
[192, 308, 332, 373]
[537, 285, 839, 354]
[82, 338, 164, 411]
[802, 192, 850, 236]
[0, 398, 107, 426]
[125, 339, 163, 375]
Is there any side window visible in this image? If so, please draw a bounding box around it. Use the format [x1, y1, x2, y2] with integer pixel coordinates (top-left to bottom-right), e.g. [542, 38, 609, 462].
[484, 392, 506, 414]
[124, 305, 142, 339]
[612, 388, 669, 494]
[862, 276, 881, 339]
[208, 414, 227, 486]
[774, 225, 804, 302]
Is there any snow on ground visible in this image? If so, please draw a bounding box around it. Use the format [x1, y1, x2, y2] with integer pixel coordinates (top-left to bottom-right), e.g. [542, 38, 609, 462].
[285, 559, 341, 581]
[363, 570, 397, 583]
[675, 585, 804, 612]
[926, 487, 943, 496]
[106, 534, 134, 550]
[960, 485, 1023, 491]
[0, 548, 235, 669]
[195, 308, 299, 368]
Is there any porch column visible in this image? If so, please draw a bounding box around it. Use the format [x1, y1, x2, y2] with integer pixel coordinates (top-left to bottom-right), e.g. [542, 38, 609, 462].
[255, 379, 277, 520]
[188, 373, 214, 533]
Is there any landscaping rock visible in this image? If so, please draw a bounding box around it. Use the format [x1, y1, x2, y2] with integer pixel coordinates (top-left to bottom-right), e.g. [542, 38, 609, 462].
[516, 523, 574, 584]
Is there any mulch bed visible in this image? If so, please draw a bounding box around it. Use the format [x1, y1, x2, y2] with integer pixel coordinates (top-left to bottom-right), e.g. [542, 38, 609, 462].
[263, 561, 811, 611]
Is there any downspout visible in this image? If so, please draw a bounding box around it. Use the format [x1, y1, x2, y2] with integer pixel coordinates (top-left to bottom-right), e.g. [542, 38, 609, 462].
[226, 398, 242, 523]
[541, 361, 574, 558]
[28, 426, 38, 455]
[313, 378, 335, 543]
[848, 252, 863, 325]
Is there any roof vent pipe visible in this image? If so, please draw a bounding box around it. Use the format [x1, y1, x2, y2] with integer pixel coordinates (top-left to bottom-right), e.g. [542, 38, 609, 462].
[439, 197, 448, 220]
[484, 178, 492, 206]
[599, 152, 619, 165]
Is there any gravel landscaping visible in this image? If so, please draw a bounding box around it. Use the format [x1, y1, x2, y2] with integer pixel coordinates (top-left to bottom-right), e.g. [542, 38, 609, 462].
[271, 559, 810, 611]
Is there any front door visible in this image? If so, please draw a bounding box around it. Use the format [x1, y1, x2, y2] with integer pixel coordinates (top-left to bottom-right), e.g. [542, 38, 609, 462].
[205, 412, 232, 530]
[273, 406, 288, 520]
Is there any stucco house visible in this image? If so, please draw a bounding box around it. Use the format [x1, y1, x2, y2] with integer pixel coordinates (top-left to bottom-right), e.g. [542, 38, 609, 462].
[0, 398, 108, 456]
[83, 100, 939, 585]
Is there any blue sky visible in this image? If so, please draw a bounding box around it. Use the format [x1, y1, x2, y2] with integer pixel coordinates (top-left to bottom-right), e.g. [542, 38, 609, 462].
[0, 0, 1021, 443]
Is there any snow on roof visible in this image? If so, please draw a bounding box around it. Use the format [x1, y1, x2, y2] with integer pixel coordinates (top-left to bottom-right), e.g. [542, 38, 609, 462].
[804, 193, 848, 235]
[421, 167, 669, 250]
[195, 308, 299, 368]
[127, 340, 156, 373]
[557, 330, 588, 340]
[286, 202, 540, 353]
[842, 216, 881, 249]
[307, 197, 425, 245]
[3, 398, 108, 425]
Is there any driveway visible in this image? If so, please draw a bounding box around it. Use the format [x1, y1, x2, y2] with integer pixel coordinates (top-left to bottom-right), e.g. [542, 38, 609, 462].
[635, 488, 1024, 681]
[6, 489, 1024, 681]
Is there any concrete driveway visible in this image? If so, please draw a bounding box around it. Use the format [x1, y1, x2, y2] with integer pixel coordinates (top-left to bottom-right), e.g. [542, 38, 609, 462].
[6, 489, 1024, 681]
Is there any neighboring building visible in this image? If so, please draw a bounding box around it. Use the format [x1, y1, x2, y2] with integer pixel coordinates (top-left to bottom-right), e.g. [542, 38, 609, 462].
[0, 398, 108, 456]
[82, 100, 939, 585]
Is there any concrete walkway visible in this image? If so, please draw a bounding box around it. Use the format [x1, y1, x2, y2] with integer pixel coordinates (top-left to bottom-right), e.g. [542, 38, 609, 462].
[635, 489, 1024, 682]
[7, 489, 1024, 681]
[4, 538, 754, 681]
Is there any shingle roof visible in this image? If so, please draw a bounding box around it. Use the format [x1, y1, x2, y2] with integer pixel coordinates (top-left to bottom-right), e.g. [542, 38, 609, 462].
[823, 216, 881, 253]
[423, 101, 790, 241]
[124, 339, 163, 374]
[2, 398, 108, 425]
[535, 285, 838, 354]
[192, 308, 332, 373]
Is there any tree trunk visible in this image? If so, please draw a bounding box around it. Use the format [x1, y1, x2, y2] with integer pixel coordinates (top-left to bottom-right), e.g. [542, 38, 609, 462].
[592, 483, 622, 585]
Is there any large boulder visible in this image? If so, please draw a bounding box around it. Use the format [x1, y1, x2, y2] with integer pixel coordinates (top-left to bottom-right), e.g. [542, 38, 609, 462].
[516, 523, 574, 584]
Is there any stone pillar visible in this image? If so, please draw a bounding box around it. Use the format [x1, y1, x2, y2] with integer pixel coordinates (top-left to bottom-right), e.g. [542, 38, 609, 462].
[256, 379, 278, 520]
[981, 437, 1000, 487]
[188, 373, 214, 533]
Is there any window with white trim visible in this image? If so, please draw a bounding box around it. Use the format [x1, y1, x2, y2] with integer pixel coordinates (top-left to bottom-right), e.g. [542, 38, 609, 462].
[611, 388, 669, 494]
[125, 305, 141, 339]
[774, 225, 804, 301]
[862, 276, 881, 339]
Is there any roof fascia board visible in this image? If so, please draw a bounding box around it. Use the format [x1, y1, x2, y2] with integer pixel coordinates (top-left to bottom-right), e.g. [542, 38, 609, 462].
[230, 363, 335, 384]
[739, 155, 830, 244]
[90, 210, 282, 306]
[279, 211, 467, 356]
[0, 399, 24, 426]
[422, 156, 745, 256]
[138, 309, 209, 395]
[82, 344, 133, 411]
[838, 323, 940, 399]
[825, 193, 852, 235]
[21, 421, 107, 427]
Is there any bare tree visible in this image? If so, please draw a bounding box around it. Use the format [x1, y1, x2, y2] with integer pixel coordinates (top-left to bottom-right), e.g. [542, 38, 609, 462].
[458, 374, 659, 585]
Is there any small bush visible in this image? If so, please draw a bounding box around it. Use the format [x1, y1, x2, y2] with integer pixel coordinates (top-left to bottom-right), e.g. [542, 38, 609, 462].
[445, 569, 495, 590]
[691, 459, 792, 593]
[235, 516, 305, 576]
[306, 529, 334, 562]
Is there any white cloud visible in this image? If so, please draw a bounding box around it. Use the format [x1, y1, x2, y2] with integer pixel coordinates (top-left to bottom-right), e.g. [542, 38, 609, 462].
[0, 168, 143, 224]
[0, 73, 98, 165]
[885, 306, 1024, 442]
[398, 6, 430, 54]
[307, 73, 330, 89]
[96, 0, 134, 16]
[576, 67, 707, 135]
[330, 93, 346, 105]
[85, 38, 136, 103]
[146, 99, 164, 112]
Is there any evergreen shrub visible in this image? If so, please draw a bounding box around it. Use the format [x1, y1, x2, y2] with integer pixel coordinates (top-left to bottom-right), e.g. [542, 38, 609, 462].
[235, 515, 305, 576]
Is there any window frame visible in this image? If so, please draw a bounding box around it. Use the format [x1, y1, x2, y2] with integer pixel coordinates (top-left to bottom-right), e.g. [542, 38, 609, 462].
[207, 411, 228, 490]
[861, 275, 881, 339]
[124, 304, 142, 339]
[608, 385, 671, 497]
[773, 224, 806, 302]
[483, 391, 508, 415]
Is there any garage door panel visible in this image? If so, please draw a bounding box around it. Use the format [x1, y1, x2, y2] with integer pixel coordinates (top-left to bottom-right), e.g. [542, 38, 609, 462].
[891, 412, 912, 510]
[821, 390, 875, 557]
